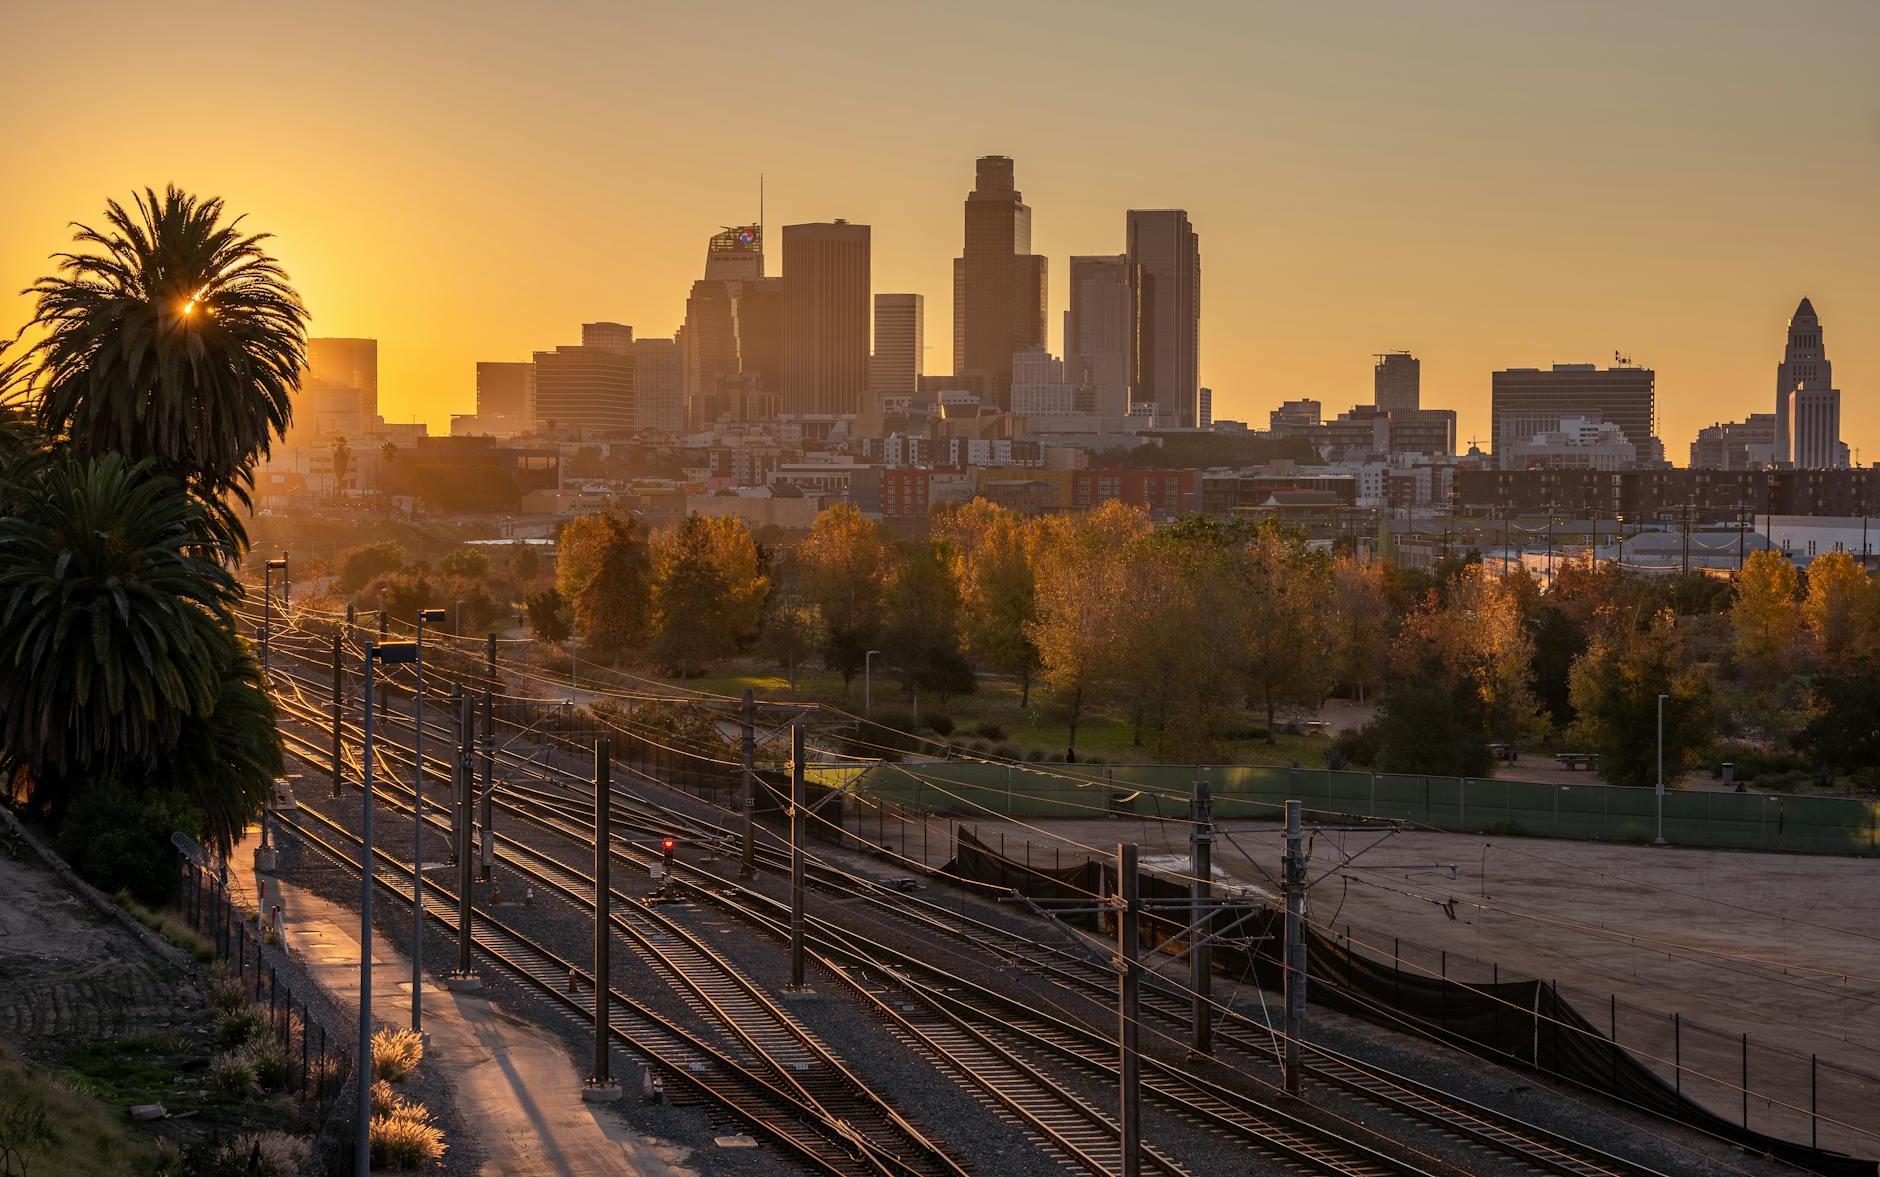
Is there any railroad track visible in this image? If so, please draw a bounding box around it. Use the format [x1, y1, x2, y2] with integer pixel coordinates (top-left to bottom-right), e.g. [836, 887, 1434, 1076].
[255, 616, 1670, 1177]
[273, 801, 937, 1177]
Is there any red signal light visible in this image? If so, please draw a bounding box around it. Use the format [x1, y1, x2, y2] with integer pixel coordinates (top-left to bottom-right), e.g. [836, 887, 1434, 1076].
[661, 838, 675, 852]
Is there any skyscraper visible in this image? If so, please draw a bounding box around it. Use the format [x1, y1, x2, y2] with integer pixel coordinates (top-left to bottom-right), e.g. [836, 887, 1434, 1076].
[1490, 364, 1657, 468]
[1065, 255, 1130, 417]
[869, 294, 924, 399]
[475, 361, 534, 432]
[628, 337, 682, 433]
[299, 338, 379, 437]
[954, 156, 1047, 410]
[781, 221, 870, 416]
[533, 338, 634, 436]
[1126, 210, 1201, 427]
[1774, 298, 1840, 467]
[681, 225, 777, 427]
[1374, 352, 1420, 412]
[582, 321, 634, 353]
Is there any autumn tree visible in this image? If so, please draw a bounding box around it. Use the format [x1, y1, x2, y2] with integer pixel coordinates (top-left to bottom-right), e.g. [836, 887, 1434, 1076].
[1800, 549, 1877, 669]
[1028, 502, 1150, 760]
[555, 510, 652, 660]
[1445, 565, 1546, 745]
[1228, 521, 1333, 741]
[649, 514, 767, 677]
[1329, 554, 1391, 703]
[1374, 601, 1495, 777]
[1730, 549, 1800, 684]
[1567, 607, 1714, 789]
[798, 504, 891, 692]
[940, 500, 1042, 705]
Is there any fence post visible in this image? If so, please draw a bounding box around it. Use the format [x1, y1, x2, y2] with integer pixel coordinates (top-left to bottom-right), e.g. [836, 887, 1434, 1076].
[1742, 1033, 1748, 1130]
[1439, 950, 1447, 1032]
[1811, 1053, 1818, 1149]
[1610, 995, 1618, 1091]
[1674, 1013, 1681, 1094]
[1492, 963, 1500, 1051]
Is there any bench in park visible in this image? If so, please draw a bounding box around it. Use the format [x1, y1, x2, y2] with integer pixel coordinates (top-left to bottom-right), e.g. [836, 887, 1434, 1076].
[1555, 752, 1599, 771]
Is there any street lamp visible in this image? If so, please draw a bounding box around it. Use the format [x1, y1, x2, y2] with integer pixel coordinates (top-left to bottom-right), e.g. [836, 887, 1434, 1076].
[411, 609, 446, 1033]
[864, 650, 881, 714]
[357, 639, 416, 1176]
[1655, 692, 1669, 846]
[261, 556, 288, 677]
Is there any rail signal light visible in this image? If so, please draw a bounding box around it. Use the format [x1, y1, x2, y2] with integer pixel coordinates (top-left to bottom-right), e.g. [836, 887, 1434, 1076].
[661, 837, 676, 873]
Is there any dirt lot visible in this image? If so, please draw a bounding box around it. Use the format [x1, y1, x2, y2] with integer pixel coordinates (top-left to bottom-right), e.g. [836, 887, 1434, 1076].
[885, 810, 1880, 1159]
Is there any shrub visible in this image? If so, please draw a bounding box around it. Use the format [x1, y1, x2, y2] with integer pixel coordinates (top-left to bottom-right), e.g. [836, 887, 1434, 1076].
[924, 713, 955, 737]
[370, 1079, 412, 1117]
[310, 1054, 344, 1100]
[209, 1050, 256, 1100]
[206, 971, 248, 1015]
[216, 1004, 270, 1048]
[992, 743, 1021, 760]
[221, 1132, 312, 1177]
[972, 721, 1006, 741]
[239, 1035, 293, 1093]
[1329, 722, 1381, 770]
[371, 1106, 447, 1169]
[372, 1027, 424, 1082]
[1024, 748, 1044, 762]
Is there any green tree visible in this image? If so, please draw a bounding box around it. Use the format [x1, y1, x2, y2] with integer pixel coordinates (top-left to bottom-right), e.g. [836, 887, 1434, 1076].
[799, 504, 890, 692]
[650, 514, 767, 677]
[0, 456, 238, 814]
[524, 587, 571, 642]
[1027, 503, 1148, 759]
[880, 540, 976, 702]
[939, 501, 1041, 705]
[1329, 554, 1391, 703]
[1375, 599, 1494, 776]
[28, 186, 306, 516]
[440, 547, 492, 579]
[339, 540, 405, 592]
[330, 436, 352, 500]
[556, 511, 652, 659]
[1229, 521, 1333, 742]
[1568, 608, 1714, 789]
[1796, 662, 1880, 783]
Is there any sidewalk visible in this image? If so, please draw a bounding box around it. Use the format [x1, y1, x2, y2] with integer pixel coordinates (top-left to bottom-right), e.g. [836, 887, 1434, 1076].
[246, 836, 695, 1175]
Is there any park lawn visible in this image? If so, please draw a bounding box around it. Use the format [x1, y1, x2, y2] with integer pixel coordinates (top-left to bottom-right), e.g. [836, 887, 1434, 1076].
[663, 659, 1334, 769]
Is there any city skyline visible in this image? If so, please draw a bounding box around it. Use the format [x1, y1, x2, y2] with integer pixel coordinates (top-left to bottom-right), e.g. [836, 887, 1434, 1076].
[2, 2, 1877, 458]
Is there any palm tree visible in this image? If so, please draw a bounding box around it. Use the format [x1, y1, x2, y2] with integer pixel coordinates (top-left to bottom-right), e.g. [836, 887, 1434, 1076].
[0, 454, 238, 813]
[27, 186, 307, 503]
[159, 648, 283, 855]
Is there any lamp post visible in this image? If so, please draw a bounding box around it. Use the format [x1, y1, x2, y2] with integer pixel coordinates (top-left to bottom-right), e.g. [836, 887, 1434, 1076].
[864, 649, 881, 714]
[1655, 692, 1668, 846]
[261, 556, 288, 677]
[357, 639, 416, 1176]
[411, 609, 445, 1033]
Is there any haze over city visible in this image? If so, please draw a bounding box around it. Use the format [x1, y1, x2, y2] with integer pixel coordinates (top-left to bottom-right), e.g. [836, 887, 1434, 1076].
[3, 0, 1877, 453]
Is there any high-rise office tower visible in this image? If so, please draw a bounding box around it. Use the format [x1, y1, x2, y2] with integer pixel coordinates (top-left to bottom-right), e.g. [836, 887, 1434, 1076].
[533, 336, 635, 436]
[1127, 210, 1201, 427]
[299, 338, 379, 436]
[682, 225, 778, 427]
[1198, 387, 1213, 428]
[1490, 364, 1657, 468]
[1774, 298, 1839, 467]
[628, 337, 682, 433]
[954, 156, 1047, 410]
[781, 221, 871, 416]
[582, 321, 634, 353]
[475, 361, 534, 433]
[1065, 255, 1130, 417]
[1374, 352, 1420, 412]
[869, 294, 924, 398]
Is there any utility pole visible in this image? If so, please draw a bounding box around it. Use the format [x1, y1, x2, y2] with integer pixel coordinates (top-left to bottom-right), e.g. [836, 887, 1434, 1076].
[788, 723, 806, 990]
[1118, 842, 1142, 1177]
[1190, 774, 1214, 1056]
[739, 688, 757, 879]
[584, 739, 620, 1100]
[1283, 799, 1307, 1096]
[1655, 693, 1668, 847]
[412, 608, 444, 1034]
[330, 634, 343, 799]
[453, 686, 475, 980]
[356, 643, 377, 1177]
[479, 686, 494, 883]
[486, 633, 497, 684]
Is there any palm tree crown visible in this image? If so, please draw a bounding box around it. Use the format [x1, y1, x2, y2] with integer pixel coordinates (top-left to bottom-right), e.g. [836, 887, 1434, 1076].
[27, 185, 307, 495]
[0, 454, 238, 780]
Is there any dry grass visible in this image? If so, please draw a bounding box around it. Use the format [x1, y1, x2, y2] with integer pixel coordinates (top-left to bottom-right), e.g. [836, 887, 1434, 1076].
[370, 1027, 424, 1082]
[115, 892, 215, 962]
[237, 1034, 293, 1094]
[370, 1105, 447, 1170]
[208, 1049, 257, 1100]
[220, 1131, 313, 1177]
[215, 1003, 270, 1048]
[309, 1053, 344, 1100]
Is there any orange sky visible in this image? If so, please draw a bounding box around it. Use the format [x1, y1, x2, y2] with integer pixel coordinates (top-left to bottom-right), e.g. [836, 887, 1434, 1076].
[3, 1, 1878, 460]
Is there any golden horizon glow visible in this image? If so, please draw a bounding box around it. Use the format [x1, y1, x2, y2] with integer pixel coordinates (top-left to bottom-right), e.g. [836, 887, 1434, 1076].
[3, 1, 1879, 461]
